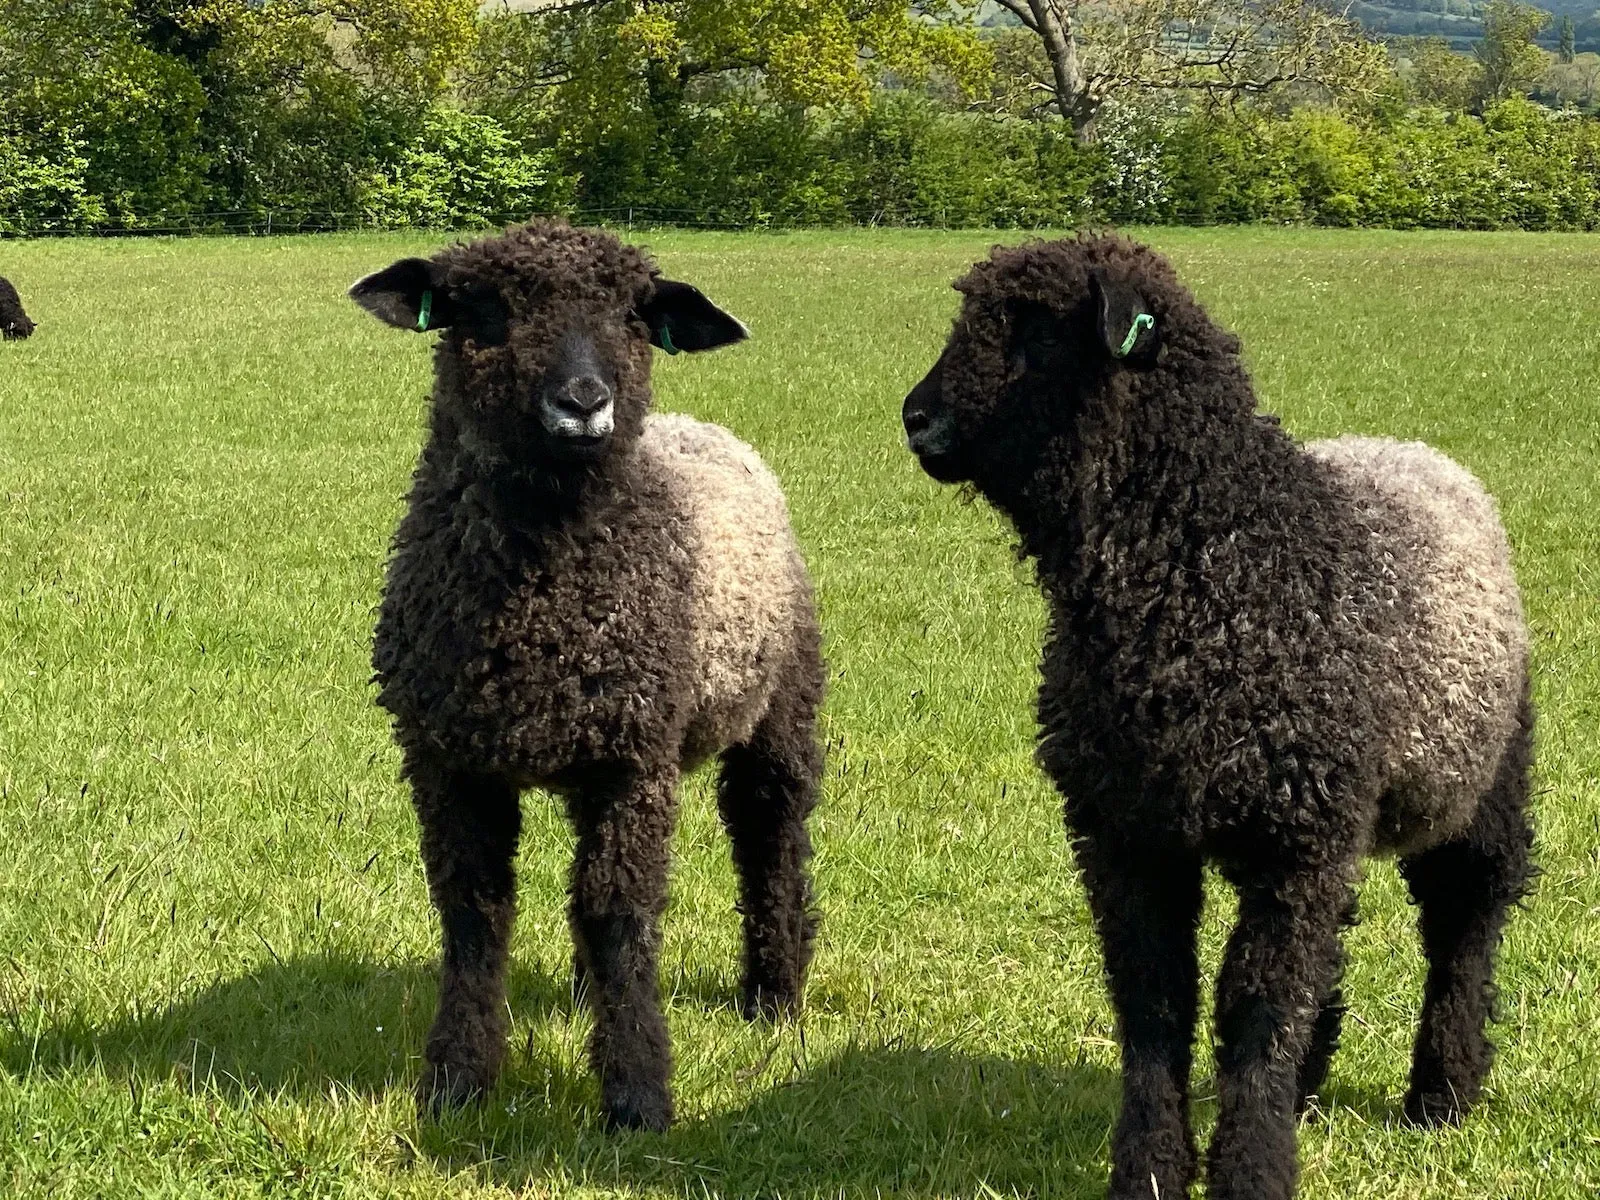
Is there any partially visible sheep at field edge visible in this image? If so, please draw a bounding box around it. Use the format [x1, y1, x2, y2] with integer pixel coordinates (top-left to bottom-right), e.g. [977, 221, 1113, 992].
[0, 275, 35, 339]
[348, 221, 825, 1133]
[901, 233, 1534, 1200]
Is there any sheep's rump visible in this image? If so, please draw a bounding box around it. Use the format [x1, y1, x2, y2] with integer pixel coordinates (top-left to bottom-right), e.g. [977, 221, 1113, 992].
[1308, 435, 1528, 853]
[642, 412, 812, 761]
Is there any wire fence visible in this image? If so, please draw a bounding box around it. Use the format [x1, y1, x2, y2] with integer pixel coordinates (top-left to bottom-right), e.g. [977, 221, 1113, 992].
[0, 204, 1093, 238]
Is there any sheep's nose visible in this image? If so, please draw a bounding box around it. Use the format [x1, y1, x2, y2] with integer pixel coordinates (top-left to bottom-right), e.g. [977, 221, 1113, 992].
[903, 407, 931, 436]
[555, 375, 612, 416]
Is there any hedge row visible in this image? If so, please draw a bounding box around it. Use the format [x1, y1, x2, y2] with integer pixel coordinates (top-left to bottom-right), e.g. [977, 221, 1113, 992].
[8, 94, 1600, 233]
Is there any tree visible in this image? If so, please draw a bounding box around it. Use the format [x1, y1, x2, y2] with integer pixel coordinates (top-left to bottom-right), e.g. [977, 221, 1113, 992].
[984, 0, 1388, 137]
[1475, 0, 1550, 105]
[1541, 50, 1600, 108]
[1559, 12, 1576, 64]
[1403, 36, 1482, 109]
[0, 0, 211, 217]
[0, 0, 483, 221]
[478, 0, 990, 119]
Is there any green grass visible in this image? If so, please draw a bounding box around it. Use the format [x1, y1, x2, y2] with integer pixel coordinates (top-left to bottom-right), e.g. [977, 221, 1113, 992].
[0, 227, 1596, 1198]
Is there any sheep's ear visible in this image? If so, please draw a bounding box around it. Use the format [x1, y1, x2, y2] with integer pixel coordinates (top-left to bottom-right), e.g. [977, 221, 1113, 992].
[1091, 271, 1159, 366]
[636, 279, 748, 354]
[348, 257, 457, 332]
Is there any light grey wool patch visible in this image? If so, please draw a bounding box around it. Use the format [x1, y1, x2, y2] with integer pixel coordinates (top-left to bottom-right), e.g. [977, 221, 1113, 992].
[1307, 435, 1528, 853]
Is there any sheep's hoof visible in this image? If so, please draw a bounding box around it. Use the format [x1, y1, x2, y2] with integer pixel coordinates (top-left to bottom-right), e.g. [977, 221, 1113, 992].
[416, 1063, 491, 1117]
[1403, 1087, 1470, 1128]
[602, 1085, 673, 1133]
[741, 985, 801, 1022]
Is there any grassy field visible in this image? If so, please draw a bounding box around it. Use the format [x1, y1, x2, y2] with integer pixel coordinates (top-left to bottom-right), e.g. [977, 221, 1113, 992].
[0, 227, 1596, 1199]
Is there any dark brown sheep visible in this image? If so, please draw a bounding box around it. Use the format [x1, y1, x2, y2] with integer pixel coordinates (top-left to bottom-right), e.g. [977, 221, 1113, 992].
[350, 222, 825, 1133]
[902, 233, 1534, 1200]
[0, 275, 34, 339]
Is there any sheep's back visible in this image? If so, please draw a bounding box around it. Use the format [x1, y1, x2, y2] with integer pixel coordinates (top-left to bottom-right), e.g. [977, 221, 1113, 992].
[1307, 435, 1528, 853]
[640, 412, 810, 761]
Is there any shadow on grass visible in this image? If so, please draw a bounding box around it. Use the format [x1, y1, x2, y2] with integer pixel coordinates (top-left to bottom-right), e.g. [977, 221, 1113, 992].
[0, 951, 786, 1095]
[0, 953, 562, 1097]
[1313, 1079, 1410, 1126]
[0, 954, 1123, 1195]
[421, 1042, 1121, 1199]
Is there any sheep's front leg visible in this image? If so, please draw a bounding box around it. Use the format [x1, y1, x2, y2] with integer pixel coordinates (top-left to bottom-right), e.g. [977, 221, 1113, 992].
[567, 766, 680, 1132]
[409, 753, 523, 1114]
[1208, 866, 1355, 1200]
[1075, 832, 1204, 1200]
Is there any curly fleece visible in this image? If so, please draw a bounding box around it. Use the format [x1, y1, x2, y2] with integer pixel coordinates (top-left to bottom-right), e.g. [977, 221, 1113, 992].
[371, 222, 824, 1133]
[0, 275, 34, 339]
[909, 233, 1535, 1200]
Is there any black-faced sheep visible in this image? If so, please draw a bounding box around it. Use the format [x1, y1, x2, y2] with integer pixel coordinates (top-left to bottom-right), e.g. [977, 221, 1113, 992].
[901, 233, 1534, 1200]
[350, 222, 825, 1133]
[0, 275, 35, 339]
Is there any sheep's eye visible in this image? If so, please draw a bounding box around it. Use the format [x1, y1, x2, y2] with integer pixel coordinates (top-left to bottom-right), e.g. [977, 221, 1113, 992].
[456, 285, 510, 347]
[1008, 300, 1063, 373]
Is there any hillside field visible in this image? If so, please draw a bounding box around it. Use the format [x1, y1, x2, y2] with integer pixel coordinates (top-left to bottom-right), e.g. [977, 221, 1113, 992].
[0, 228, 1596, 1197]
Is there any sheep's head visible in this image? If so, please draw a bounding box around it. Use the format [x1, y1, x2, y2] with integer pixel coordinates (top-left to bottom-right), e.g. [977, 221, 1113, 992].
[902, 235, 1181, 489]
[350, 221, 747, 468]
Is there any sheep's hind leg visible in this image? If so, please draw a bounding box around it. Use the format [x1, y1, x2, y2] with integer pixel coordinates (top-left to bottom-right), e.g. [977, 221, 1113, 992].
[1399, 695, 1535, 1128]
[716, 635, 824, 1020]
[1208, 865, 1355, 1200]
[1074, 831, 1204, 1200]
[567, 766, 681, 1132]
[1295, 896, 1358, 1117]
[409, 753, 523, 1114]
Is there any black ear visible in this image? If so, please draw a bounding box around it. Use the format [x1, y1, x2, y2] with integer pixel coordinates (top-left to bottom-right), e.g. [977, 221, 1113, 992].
[1091, 271, 1159, 366]
[348, 257, 458, 332]
[636, 278, 748, 354]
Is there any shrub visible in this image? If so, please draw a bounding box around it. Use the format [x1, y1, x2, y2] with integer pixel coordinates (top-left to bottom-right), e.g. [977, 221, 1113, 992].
[361, 108, 577, 229]
[0, 130, 107, 235]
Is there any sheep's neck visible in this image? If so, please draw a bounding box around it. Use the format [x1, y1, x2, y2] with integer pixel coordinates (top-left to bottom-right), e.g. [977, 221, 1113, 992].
[1000, 393, 1310, 613]
[421, 427, 633, 554]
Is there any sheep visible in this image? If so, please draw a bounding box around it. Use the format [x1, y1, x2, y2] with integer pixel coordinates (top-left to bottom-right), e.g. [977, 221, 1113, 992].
[900, 233, 1534, 1200]
[0, 275, 34, 339]
[349, 221, 825, 1133]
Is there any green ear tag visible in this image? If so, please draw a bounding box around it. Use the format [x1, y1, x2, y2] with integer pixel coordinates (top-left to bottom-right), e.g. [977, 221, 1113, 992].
[1114, 312, 1155, 359]
[658, 323, 679, 355]
[416, 290, 433, 333]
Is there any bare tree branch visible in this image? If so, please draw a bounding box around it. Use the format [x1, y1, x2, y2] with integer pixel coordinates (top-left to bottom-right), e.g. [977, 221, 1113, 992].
[992, 0, 1041, 35]
[981, 0, 1386, 136]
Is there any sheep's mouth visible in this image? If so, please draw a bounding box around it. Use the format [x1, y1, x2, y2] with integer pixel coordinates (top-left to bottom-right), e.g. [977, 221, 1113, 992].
[905, 415, 968, 483]
[559, 432, 610, 455]
[911, 445, 969, 484]
[538, 396, 616, 452]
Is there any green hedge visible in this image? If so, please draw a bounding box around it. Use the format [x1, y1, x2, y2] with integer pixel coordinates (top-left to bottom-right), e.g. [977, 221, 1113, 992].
[361, 108, 575, 229]
[554, 93, 1600, 232]
[0, 131, 106, 235]
[1127, 99, 1600, 228]
[7, 90, 1600, 233]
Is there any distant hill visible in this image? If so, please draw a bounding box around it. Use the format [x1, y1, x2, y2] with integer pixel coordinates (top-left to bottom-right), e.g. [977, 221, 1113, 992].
[974, 2, 1600, 55]
[1350, 1, 1600, 53]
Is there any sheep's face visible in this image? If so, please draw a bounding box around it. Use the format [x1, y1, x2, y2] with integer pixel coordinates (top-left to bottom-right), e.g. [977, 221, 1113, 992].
[903, 251, 1161, 489]
[349, 224, 747, 468]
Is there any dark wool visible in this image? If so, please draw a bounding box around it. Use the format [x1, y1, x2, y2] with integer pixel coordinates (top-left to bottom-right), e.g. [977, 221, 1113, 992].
[362, 222, 825, 1132]
[0, 275, 34, 339]
[902, 233, 1534, 1200]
